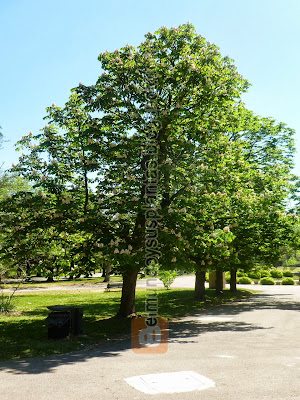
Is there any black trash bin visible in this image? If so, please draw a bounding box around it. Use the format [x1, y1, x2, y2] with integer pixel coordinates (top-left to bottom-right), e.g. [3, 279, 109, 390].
[70, 307, 83, 335]
[45, 306, 83, 339]
[46, 310, 71, 339]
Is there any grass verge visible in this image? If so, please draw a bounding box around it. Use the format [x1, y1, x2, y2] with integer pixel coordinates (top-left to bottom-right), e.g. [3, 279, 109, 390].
[0, 288, 253, 362]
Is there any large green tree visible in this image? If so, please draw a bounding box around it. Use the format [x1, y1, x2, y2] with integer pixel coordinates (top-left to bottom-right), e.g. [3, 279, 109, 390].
[0, 95, 111, 280]
[76, 23, 250, 316]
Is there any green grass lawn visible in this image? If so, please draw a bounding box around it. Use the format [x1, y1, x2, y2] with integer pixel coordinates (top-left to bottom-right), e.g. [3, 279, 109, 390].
[0, 288, 253, 362]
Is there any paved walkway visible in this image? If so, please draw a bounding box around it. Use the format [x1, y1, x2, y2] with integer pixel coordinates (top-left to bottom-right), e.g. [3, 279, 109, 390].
[1, 274, 194, 292]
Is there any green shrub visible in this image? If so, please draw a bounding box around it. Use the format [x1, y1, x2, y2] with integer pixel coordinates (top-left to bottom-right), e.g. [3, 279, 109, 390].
[205, 273, 209, 282]
[237, 271, 247, 277]
[270, 270, 283, 278]
[260, 277, 275, 285]
[260, 270, 270, 278]
[1, 267, 25, 312]
[225, 271, 231, 283]
[247, 270, 261, 280]
[158, 270, 177, 289]
[282, 270, 294, 277]
[238, 276, 252, 284]
[281, 277, 295, 285]
[0, 298, 16, 313]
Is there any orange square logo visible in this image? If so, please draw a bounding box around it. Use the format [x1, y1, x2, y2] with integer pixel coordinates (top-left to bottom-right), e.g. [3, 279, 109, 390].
[131, 317, 168, 354]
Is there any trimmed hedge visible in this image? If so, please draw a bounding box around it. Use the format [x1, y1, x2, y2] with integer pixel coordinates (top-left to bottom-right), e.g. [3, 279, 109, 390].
[247, 270, 261, 280]
[237, 271, 247, 277]
[260, 270, 270, 278]
[270, 270, 283, 279]
[260, 277, 275, 285]
[282, 270, 294, 277]
[281, 277, 295, 285]
[239, 276, 252, 284]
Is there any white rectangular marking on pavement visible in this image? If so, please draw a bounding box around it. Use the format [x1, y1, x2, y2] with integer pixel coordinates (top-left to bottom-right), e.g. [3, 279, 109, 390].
[216, 354, 237, 358]
[124, 371, 215, 394]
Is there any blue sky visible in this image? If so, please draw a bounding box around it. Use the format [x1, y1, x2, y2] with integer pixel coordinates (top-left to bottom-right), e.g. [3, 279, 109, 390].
[1, 0, 299, 174]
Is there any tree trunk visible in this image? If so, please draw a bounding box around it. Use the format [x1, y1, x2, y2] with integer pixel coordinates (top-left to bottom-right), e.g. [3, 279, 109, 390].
[116, 269, 139, 317]
[36, 268, 42, 277]
[230, 267, 237, 292]
[215, 267, 223, 295]
[68, 259, 74, 280]
[103, 264, 111, 282]
[47, 266, 54, 282]
[26, 260, 31, 279]
[195, 269, 206, 300]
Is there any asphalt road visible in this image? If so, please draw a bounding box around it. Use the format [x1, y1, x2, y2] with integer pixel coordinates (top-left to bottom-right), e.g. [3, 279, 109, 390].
[0, 282, 299, 399]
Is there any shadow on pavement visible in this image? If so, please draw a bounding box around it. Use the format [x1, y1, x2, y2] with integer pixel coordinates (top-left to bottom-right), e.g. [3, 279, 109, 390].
[168, 319, 270, 344]
[204, 292, 300, 316]
[0, 337, 132, 375]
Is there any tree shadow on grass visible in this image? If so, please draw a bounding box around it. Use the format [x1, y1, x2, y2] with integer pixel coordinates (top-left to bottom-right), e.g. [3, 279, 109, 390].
[0, 315, 133, 375]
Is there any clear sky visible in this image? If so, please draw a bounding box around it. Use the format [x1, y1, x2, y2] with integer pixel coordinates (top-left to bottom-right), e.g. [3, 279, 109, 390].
[1, 0, 299, 174]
